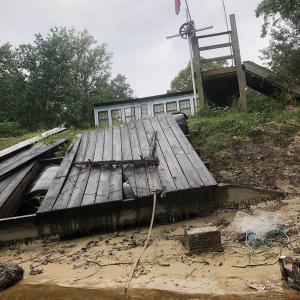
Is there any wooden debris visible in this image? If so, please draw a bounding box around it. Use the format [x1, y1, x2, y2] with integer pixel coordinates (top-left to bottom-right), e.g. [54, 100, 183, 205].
[184, 226, 223, 253]
[0, 262, 23, 290]
[279, 256, 300, 291]
[0, 127, 66, 162]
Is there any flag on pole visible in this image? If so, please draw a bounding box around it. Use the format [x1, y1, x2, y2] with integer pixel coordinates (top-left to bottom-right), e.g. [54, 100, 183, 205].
[175, 0, 181, 15]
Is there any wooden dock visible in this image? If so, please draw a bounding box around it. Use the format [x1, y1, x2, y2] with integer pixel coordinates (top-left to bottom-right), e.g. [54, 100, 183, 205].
[37, 114, 217, 235]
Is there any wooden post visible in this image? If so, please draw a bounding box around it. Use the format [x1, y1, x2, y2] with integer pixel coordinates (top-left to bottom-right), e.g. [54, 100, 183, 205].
[230, 14, 247, 109]
[190, 21, 206, 109]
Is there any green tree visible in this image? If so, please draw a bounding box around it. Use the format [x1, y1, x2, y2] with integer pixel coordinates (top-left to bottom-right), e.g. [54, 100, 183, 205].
[256, 0, 300, 83]
[168, 60, 227, 93]
[16, 27, 133, 129]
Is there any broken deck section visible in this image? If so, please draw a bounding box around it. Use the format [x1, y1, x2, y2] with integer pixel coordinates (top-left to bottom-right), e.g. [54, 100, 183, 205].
[37, 114, 217, 235]
[39, 114, 216, 215]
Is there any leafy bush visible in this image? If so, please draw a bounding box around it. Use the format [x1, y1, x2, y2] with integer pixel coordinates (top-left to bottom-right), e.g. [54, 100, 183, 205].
[0, 121, 27, 137]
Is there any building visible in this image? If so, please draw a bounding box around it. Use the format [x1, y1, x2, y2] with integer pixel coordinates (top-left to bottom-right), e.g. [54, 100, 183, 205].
[93, 90, 194, 127]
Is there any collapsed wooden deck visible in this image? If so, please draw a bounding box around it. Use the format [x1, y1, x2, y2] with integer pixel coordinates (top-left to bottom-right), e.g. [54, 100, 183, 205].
[37, 114, 217, 234]
[0, 130, 67, 218]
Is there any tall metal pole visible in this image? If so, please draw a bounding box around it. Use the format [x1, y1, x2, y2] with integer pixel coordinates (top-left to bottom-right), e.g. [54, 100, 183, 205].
[186, 9, 198, 110]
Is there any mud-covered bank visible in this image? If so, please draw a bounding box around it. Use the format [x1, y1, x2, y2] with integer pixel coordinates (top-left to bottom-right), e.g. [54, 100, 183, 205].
[2, 284, 300, 300]
[0, 196, 299, 298]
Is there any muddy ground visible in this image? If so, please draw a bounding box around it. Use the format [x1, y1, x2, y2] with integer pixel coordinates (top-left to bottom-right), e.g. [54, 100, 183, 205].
[1, 195, 300, 299]
[200, 122, 300, 194]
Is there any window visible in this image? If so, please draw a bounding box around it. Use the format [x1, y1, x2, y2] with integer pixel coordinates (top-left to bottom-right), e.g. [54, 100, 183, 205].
[179, 99, 191, 115]
[134, 107, 141, 120]
[124, 107, 133, 123]
[141, 104, 148, 116]
[98, 111, 109, 127]
[153, 103, 164, 116]
[111, 109, 122, 124]
[166, 101, 177, 113]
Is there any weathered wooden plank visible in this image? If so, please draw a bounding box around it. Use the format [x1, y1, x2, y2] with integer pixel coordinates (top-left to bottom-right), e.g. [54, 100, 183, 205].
[200, 55, 234, 64]
[150, 116, 190, 190]
[127, 122, 150, 197]
[230, 14, 247, 109]
[0, 176, 11, 195]
[157, 114, 203, 188]
[67, 131, 97, 208]
[81, 130, 104, 206]
[52, 133, 89, 210]
[109, 126, 123, 202]
[120, 125, 137, 195]
[0, 127, 66, 162]
[199, 42, 232, 52]
[38, 134, 82, 213]
[135, 119, 162, 192]
[0, 163, 35, 209]
[95, 127, 112, 204]
[0, 138, 67, 180]
[142, 118, 176, 192]
[197, 30, 232, 39]
[166, 115, 217, 186]
[0, 162, 40, 218]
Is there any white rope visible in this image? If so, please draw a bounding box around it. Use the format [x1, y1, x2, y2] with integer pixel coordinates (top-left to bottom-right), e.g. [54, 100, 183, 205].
[123, 192, 157, 295]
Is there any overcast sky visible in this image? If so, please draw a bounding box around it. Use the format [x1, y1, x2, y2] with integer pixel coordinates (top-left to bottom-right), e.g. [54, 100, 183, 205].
[0, 0, 268, 97]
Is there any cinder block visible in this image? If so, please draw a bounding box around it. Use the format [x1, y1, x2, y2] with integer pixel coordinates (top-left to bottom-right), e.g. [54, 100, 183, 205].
[184, 226, 223, 253]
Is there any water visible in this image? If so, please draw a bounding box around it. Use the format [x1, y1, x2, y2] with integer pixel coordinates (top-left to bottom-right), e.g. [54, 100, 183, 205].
[1, 284, 299, 300]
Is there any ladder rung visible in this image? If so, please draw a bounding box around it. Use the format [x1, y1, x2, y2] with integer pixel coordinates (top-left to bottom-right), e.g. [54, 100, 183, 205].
[199, 42, 232, 52]
[200, 55, 234, 64]
[197, 30, 232, 39]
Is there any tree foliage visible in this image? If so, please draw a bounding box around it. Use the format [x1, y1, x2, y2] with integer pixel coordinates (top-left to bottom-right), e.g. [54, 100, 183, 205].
[256, 0, 300, 83]
[0, 28, 133, 131]
[168, 60, 227, 93]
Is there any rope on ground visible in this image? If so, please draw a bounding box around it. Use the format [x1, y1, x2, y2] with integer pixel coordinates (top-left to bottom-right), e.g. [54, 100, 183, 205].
[123, 192, 157, 295]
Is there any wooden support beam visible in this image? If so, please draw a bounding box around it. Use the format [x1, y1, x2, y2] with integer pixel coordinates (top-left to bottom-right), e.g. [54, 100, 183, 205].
[0, 127, 66, 162]
[197, 30, 231, 39]
[199, 42, 232, 52]
[230, 14, 247, 109]
[73, 157, 159, 168]
[0, 138, 67, 180]
[200, 55, 234, 64]
[191, 22, 206, 109]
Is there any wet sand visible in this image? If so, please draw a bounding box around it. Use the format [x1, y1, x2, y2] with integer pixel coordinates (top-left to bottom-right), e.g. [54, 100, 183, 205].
[2, 284, 300, 300]
[0, 196, 299, 299]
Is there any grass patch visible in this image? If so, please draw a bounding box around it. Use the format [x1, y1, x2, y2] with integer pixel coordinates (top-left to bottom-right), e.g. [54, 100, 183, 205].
[189, 91, 300, 153]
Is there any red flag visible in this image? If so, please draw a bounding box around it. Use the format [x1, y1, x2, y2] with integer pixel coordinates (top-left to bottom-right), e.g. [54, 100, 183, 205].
[175, 0, 181, 15]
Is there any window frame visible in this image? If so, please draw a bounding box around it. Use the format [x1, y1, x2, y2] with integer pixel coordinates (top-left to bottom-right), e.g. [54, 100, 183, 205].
[111, 109, 122, 124]
[153, 103, 164, 116]
[179, 99, 192, 115]
[98, 110, 109, 127]
[166, 101, 178, 113]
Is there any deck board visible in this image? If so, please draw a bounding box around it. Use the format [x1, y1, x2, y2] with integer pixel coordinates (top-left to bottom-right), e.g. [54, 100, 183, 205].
[142, 118, 176, 192]
[109, 126, 123, 202]
[68, 131, 97, 208]
[166, 115, 217, 186]
[39, 134, 82, 213]
[0, 127, 66, 162]
[81, 130, 104, 206]
[135, 119, 162, 192]
[54, 133, 89, 210]
[127, 122, 150, 197]
[120, 125, 137, 195]
[150, 116, 190, 190]
[95, 127, 113, 204]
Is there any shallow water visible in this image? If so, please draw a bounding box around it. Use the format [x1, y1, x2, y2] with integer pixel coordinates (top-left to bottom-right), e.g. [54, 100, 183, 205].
[1, 284, 300, 300]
